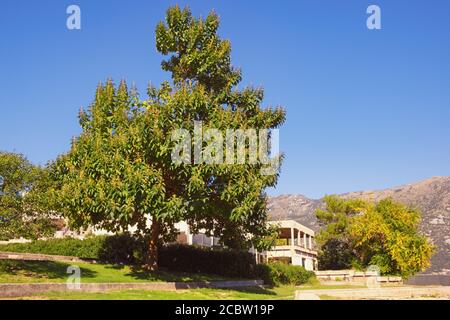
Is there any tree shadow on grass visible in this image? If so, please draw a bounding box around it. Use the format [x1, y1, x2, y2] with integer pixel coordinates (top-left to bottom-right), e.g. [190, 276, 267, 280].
[122, 265, 233, 283]
[103, 263, 127, 270]
[0, 259, 97, 280]
[108, 264, 277, 296]
[222, 286, 278, 296]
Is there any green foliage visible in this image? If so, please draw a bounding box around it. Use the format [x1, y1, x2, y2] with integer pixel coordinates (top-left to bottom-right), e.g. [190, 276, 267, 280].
[0, 151, 57, 240]
[97, 233, 148, 264]
[52, 5, 286, 268]
[0, 234, 145, 264]
[315, 196, 434, 277]
[158, 244, 257, 278]
[0, 236, 105, 259]
[316, 238, 354, 270]
[156, 6, 241, 92]
[255, 263, 315, 286]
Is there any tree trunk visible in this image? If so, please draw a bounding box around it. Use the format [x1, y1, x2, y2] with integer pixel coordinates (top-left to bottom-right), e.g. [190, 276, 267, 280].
[146, 219, 160, 271]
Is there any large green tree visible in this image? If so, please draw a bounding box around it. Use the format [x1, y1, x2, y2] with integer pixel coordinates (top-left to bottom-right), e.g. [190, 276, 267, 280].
[0, 151, 56, 240]
[316, 196, 434, 277]
[53, 6, 285, 269]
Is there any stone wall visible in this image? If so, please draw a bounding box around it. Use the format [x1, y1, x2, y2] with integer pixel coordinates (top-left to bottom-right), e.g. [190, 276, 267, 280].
[0, 251, 86, 263]
[314, 270, 403, 285]
[0, 280, 265, 298]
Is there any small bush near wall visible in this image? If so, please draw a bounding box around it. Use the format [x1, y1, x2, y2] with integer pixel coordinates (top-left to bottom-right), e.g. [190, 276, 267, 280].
[97, 234, 147, 264]
[255, 263, 315, 286]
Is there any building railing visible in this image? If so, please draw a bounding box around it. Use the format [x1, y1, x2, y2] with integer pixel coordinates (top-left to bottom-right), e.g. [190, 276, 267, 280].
[277, 238, 317, 251]
[272, 244, 317, 253]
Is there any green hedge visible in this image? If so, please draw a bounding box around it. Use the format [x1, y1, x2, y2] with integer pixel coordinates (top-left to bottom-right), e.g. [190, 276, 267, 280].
[97, 234, 147, 264]
[158, 244, 257, 278]
[0, 236, 315, 285]
[0, 236, 105, 259]
[0, 234, 145, 264]
[255, 263, 315, 286]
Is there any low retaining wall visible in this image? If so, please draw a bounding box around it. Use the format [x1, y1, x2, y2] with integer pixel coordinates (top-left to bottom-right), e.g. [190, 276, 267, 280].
[295, 286, 450, 300]
[314, 270, 403, 285]
[0, 280, 264, 298]
[0, 251, 86, 263]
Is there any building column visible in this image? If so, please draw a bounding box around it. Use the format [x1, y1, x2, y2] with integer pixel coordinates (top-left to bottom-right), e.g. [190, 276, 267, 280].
[303, 233, 307, 248]
[290, 227, 294, 248]
[309, 235, 312, 249]
[186, 225, 193, 245]
[297, 230, 301, 246]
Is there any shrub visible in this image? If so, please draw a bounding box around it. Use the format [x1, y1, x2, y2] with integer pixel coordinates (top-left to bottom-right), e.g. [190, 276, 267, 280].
[158, 244, 257, 278]
[0, 236, 105, 259]
[97, 234, 147, 264]
[255, 262, 315, 286]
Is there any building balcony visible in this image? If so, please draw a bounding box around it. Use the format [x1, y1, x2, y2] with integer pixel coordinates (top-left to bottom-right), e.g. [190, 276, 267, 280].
[271, 244, 318, 256]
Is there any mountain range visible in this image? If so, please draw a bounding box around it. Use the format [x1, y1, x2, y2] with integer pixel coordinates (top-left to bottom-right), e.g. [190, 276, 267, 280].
[268, 176, 450, 274]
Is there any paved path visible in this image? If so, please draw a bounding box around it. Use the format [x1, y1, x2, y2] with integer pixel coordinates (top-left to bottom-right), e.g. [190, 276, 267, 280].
[295, 286, 450, 300]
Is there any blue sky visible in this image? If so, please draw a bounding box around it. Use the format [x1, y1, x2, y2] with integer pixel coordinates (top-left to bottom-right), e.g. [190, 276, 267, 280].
[1, 0, 449, 198]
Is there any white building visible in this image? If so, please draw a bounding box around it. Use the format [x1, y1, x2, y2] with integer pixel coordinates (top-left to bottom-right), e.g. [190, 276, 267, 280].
[174, 221, 221, 247]
[175, 219, 318, 271]
[257, 220, 318, 271]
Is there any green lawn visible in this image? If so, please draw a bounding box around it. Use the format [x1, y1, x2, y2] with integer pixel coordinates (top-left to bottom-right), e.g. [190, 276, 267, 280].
[0, 259, 300, 300]
[296, 284, 366, 290]
[15, 284, 366, 300]
[0, 259, 231, 284]
[16, 285, 296, 300]
[1, 259, 364, 300]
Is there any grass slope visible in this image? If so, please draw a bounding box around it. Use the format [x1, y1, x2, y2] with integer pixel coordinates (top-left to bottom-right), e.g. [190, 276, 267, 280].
[15, 286, 298, 300]
[0, 259, 231, 284]
[0, 259, 366, 300]
[14, 285, 366, 300]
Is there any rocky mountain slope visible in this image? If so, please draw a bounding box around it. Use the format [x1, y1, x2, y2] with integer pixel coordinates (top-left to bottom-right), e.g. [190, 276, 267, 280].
[268, 177, 450, 273]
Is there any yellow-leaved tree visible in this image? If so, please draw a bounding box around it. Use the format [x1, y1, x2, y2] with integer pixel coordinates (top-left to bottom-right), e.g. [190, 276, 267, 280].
[316, 196, 434, 278]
